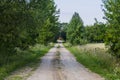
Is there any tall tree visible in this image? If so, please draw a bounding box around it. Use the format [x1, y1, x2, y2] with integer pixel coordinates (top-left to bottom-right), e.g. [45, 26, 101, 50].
[32, 0, 59, 44]
[0, 0, 59, 65]
[67, 12, 84, 45]
[103, 0, 120, 58]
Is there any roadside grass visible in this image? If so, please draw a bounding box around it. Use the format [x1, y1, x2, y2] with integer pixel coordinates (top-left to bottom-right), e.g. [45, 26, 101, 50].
[0, 44, 51, 80]
[7, 76, 23, 80]
[64, 43, 120, 80]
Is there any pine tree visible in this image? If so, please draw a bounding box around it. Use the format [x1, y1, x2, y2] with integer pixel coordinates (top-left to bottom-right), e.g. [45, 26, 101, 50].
[67, 12, 85, 45]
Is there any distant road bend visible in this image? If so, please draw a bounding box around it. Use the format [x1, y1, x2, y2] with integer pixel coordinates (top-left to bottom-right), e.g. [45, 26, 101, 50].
[27, 44, 104, 80]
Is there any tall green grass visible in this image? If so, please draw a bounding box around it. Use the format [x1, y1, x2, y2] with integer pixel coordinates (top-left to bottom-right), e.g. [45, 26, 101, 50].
[0, 44, 51, 80]
[65, 44, 120, 80]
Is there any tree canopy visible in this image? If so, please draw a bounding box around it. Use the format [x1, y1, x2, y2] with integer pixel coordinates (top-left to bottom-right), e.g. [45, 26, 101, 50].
[0, 0, 59, 65]
[84, 20, 106, 43]
[67, 12, 85, 45]
[103, 0, 120, 58]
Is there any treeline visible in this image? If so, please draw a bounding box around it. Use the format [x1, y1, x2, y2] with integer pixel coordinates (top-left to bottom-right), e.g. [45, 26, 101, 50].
[0, 0, 59, 66]
[65, 0, 120, 58]
[84, 21, 106, 43]
[66, 12, 106, 45]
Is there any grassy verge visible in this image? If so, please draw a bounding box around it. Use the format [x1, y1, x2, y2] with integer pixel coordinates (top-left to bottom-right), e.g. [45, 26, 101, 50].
[0, 44, 51, 80]
[64, 43, 120, 80]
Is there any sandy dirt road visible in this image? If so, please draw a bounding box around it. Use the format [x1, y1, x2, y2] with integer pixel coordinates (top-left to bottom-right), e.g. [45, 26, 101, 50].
[27, 44, 104, 80]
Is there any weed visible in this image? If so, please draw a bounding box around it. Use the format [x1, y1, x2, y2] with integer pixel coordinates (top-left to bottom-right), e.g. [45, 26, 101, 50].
[7, 75, 23, 80]
[0, 44, 50, 80]
[67, 44, 120, 80]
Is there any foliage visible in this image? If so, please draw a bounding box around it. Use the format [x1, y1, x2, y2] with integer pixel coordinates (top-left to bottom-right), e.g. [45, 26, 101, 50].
[54, 23, 67, 42]
[103, 0, 120, 58]
[59, 23, 67, 41]
[67, 12, 85, 45]
[84, 21, 106, 43]
[0, 44, 50, 80]
[0, 0, 59, 65]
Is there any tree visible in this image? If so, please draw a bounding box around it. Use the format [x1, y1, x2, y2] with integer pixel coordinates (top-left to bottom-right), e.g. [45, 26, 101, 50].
[58, 23, 68, 42]
[103, 0, 120, 58]
[32, 0, 59, 45]
[84, 20, 106, 43]
[67, 12, 85, 45]
[0, 0, 59, 65]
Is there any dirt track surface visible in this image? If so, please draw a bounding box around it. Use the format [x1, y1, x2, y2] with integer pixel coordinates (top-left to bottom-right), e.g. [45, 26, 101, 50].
[27, 44, 104, 80]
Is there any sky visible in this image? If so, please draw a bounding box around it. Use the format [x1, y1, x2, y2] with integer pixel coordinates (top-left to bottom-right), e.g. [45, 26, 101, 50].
[54, 0, 106, 25]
